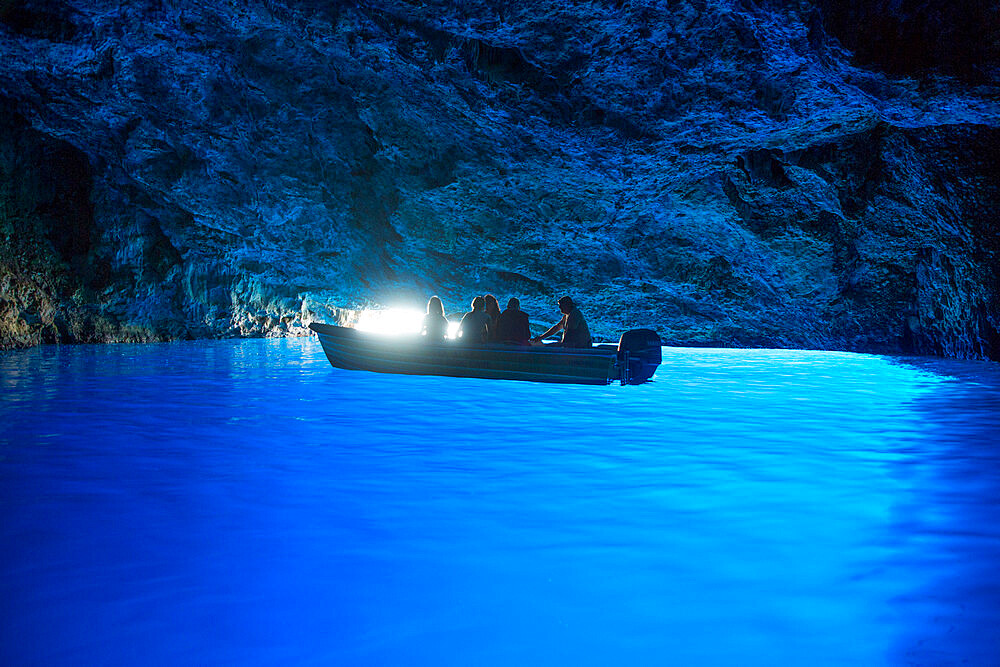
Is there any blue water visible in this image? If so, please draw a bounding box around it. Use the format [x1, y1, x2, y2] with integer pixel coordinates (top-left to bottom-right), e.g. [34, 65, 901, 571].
[2, 339, 999, 665]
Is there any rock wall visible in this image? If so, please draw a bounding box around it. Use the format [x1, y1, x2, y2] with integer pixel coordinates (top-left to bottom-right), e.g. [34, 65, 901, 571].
[1, 0, 997, 358]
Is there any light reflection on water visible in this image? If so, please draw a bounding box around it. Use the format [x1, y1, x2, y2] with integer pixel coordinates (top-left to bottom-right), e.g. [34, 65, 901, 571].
[1, 339, 999, 665]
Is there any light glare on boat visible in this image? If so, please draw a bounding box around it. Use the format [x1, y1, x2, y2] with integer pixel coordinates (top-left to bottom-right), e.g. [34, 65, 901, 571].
[354, 308, 425, 336]
[354, 307, 464, 339]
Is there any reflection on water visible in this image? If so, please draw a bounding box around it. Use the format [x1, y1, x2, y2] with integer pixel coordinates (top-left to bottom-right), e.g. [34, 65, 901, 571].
[1, 340, 998, 664]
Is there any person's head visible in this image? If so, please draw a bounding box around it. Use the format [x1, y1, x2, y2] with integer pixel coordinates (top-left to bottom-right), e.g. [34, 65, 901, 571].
[506, 297, 520, 311]
[484, 294, 501, 317]
[471, 296, 486, 312]
[426, 296, 444, 317]
[558, 296, 575, 314]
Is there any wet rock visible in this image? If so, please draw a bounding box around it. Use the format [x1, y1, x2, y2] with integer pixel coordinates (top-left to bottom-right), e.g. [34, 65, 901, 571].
[0, 0, 996, 359]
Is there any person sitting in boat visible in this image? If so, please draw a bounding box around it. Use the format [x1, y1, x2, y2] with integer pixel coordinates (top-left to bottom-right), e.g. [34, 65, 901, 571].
[457, 296, 491, 344]
[495, 297, 530, 345]
[421, 296, 449, 341]
[483, 294, 502, 342]
[531, 295, 591, 348]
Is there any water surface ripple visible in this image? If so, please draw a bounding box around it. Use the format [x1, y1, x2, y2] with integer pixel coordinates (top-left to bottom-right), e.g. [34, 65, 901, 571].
[2, 339, 999, 664]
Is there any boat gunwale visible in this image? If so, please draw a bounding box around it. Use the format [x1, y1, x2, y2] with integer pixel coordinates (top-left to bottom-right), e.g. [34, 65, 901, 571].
[309, 323, 617, 359]
[309, 322, 618, 384]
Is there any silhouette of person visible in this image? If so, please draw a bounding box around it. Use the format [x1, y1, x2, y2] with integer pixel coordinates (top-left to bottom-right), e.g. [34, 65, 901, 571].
[532, 296, 591, 348]
[458, 296, 491, 344]
[421, 296, 449, 341]
[484, 294, 502, 342]
[495, 297, 530, 345]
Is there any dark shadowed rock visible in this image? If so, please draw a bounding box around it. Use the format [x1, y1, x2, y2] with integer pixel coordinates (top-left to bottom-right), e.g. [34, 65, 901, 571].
[812, 0, 1000, 83]
[0, 0, 997, 359]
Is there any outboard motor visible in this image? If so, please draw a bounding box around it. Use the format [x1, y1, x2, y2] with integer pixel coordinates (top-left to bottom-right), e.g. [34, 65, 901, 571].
[617, 329, 662, 385]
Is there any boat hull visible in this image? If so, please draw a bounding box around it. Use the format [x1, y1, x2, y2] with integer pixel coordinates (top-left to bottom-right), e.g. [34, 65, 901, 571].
[309, 323, 620, 385]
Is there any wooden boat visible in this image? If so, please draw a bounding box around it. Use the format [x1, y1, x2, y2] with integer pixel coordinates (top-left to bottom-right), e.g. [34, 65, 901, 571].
[309, 323, 661, 385]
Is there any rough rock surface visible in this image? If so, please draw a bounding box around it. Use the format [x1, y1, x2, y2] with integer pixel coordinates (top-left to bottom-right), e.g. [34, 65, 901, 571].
[1, 0, 998, 358]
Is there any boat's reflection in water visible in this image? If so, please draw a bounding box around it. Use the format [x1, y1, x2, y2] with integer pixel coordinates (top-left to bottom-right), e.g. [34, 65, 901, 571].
[0, 341, 998, 664]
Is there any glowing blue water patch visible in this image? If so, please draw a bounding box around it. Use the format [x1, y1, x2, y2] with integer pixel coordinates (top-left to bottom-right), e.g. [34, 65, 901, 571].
[0, 340, 997, 665]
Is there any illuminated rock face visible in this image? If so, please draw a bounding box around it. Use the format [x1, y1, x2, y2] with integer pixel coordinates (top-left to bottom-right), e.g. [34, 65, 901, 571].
[0, 0, 998, 358]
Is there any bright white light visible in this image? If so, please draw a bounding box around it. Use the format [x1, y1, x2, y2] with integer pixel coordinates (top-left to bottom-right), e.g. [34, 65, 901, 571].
[354, 308, 425, 336]
[447, 320, 460, 340]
